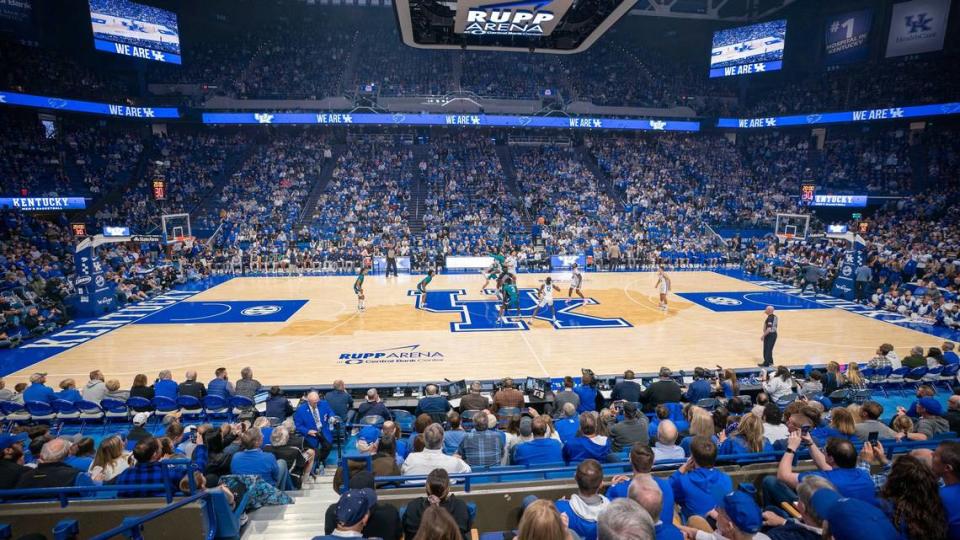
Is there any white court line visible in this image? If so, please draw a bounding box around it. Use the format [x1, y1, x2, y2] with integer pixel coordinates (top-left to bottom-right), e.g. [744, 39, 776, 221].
[169, 302, 232, 322]
[518, 326, 551, 378]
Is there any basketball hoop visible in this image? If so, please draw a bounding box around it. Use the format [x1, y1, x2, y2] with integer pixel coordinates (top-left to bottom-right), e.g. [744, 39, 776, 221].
[171, 236, 196, 251]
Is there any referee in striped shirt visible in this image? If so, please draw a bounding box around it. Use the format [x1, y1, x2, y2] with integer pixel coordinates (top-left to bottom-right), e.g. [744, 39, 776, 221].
[759, 305, 778, 367]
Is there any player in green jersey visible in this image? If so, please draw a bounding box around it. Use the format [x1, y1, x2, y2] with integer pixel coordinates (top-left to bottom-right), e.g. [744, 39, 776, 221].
[354, 267, 368, 312]
[417, 269, 435, 307]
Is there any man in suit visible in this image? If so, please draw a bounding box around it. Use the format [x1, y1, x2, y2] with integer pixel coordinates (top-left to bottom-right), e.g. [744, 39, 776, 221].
[611, 370, 642, 404]
[294, 391, 334, 470]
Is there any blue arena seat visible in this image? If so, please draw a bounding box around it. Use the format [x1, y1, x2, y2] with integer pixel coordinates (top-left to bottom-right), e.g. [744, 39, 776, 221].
[125, 396, 153, 412]
[24, 401, 56, 423]
[176, 396, 204, 421]
[203, 395, 230, 420]
[51, 399, 81, 422]
[99, 399, 130, 423]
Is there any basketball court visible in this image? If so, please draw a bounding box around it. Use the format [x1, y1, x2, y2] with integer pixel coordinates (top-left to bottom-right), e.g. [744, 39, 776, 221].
[1, 271, 949, 387]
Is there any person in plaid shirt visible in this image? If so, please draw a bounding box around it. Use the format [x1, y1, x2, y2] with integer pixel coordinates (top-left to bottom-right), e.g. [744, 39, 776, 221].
[112, 436, 206, 497]
[455, 411, 503, 468]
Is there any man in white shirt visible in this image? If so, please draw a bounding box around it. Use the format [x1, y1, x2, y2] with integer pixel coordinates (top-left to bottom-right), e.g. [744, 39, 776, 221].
[652, 420, 685, 463]
[401, 424, 471, 476]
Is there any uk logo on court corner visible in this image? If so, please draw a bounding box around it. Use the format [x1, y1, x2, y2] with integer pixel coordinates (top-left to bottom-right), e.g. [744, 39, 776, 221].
[705, 296, 742, 306]
[338, 344, 445, 365]
[410, 289, 631, 332]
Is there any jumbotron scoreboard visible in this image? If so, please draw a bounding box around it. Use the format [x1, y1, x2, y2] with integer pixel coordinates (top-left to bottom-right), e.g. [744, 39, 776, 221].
[395, 0, 638, 53]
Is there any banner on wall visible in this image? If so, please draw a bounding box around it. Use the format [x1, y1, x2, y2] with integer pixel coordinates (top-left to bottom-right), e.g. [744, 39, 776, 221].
[824, 9, 873, 65]
[886, 0, 952, 58]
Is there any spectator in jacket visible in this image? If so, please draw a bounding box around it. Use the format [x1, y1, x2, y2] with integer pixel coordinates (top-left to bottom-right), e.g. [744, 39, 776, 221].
[207, 367, 234, 399]
[767, 433, 875, 507]
[853, 401, 898, 441]
[81, 370, 106, 403]
[641, 367, 682, 412]
[0, 433, 29, 489]
[493, 378, 525, 412]
[22, 372, 54, 404]
[555, 403, 581, 444]
[574, 372, 600, 413]
[14, 438, 94, 495]
[128, 374, 154, 410]
[323, 470, 402, 540]
[264, 386, 293, 420]
[606, 444, 675, 526]
[103, 379, 129, 401]
[178, 371, 206, 399]
[229, 428, 280, 484]
[554, 376, 580, 413]
[684, 368, 713, 404]
[267, 426, 315, 489]
[562, 412, 612, 464]
[234, 367, 262, 401]
[608, 402, 649, 452]
[402, 424, 471, 476]
[669, 436, 732, 521]
[356, 388, 392, 421]
[900, 397, 950, 440]
[55, 379, 82, 403]
[610, 370, 642, 404]
[458, 381, 489, 413]
[512, 416, 563, 466]
[762, 475, 833, 540]
[293, 391, 334, 466]
[653, 420, 685, 463]
[414, 384, 451, 420]
[325, 379, 352, 420]
[627, 474, 682, 540]
[154, 370, 177, 401]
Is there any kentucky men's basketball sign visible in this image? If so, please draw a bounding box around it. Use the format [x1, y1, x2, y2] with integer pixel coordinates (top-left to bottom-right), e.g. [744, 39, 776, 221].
[410, 289, 631, 332]
[454, 0, 574, 36]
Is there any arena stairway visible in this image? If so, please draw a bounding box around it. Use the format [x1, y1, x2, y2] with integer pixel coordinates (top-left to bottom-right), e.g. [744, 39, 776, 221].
[82, 137, 154, 216]
[407, 146, 429, 235]
[577, 145, 623, 205]
[241, 474, 339, 540]
[298, 144, 344, 225]
[493, 144, 534, 229]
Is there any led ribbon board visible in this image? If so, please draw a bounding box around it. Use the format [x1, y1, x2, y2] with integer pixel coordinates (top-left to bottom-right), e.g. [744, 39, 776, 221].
[201, 112, 700, 132]
[717, 101, 960, 129]
[0, 90, 180, 119]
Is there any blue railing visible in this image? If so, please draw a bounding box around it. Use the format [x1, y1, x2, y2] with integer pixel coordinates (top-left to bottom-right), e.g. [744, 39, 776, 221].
[89, 490, 217, 540]
[0, 459, 196, 506]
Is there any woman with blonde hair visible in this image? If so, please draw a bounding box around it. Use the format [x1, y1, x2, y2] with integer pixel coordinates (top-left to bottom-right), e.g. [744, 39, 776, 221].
[891, 415, 913, 439]
[825, 407, 859, 442]
[824, 361, 845, 395]
[517, 499, 574, 540]
[845, 363, 866, 391]
[718, 413, 772, 454]
[90, 435, 131, 482]
[679, 407, 716, 456]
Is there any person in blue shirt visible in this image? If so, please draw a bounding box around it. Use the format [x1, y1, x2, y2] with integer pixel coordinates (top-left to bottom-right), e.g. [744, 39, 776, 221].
[933, 440, 960, 539]
[443, 412, 468, 456]
[605, 445, 675, 527]
[669, 436, 732, 521]
[512, 416, 563, 466]
[623, 474, 683, 540]
[554, 459, 610, 540]
[153, 370, 178, 401]
[23, 373, 55, 404]
[554, 403, 581, 444]
[562, 413, 612, 464]
[207, 367, 234, 400]
[325, 380, 353, 420]
[573, 373, 599, 413]
[229, 428, 281, 485]
[55, 378, 83, 404]
[766, 432, 877, 508]
[683, 368, 713, 404]
[717, 414, 774, 455]
[413, 384, 451, 420]
[64, 437, 95, 473]
[942, 341, 960, 365]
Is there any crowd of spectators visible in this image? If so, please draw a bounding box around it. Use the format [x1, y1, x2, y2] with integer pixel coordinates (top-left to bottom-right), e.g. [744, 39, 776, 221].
[419, 135, 525, 265]
[305, 137, 412, 267]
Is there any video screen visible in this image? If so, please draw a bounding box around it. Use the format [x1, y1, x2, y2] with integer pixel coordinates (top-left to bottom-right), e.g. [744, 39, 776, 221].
[710, 19, 786, 78]
[524, 377, 550, 400]
[446, 380, 467, 399]
[89, 0, 182, 64]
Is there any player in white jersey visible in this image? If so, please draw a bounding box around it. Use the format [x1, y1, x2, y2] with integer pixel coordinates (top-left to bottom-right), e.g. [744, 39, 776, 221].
[531, 277, 561, 322]
[504, 251, 518, 281]
[655, 267, 671, 310]
[568, 263, 584, 301]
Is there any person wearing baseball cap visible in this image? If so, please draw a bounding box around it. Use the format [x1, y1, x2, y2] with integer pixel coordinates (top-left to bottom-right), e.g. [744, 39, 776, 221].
[810, 487, 898, 540]
[897, 397, 949, 441]
[127, 412, 152, 445]
[331, 486, 377, 537]
[679, 485, 770, 540]
[0, 433, 29, 488]
[23, 373, 54, 404]
[324, 470, 401, 539]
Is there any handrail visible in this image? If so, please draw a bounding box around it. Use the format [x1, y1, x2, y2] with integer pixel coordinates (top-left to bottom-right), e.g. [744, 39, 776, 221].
[88, 490, 216, 540]
[0, 459, 196, 507]
[0, 484, 171, 507]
